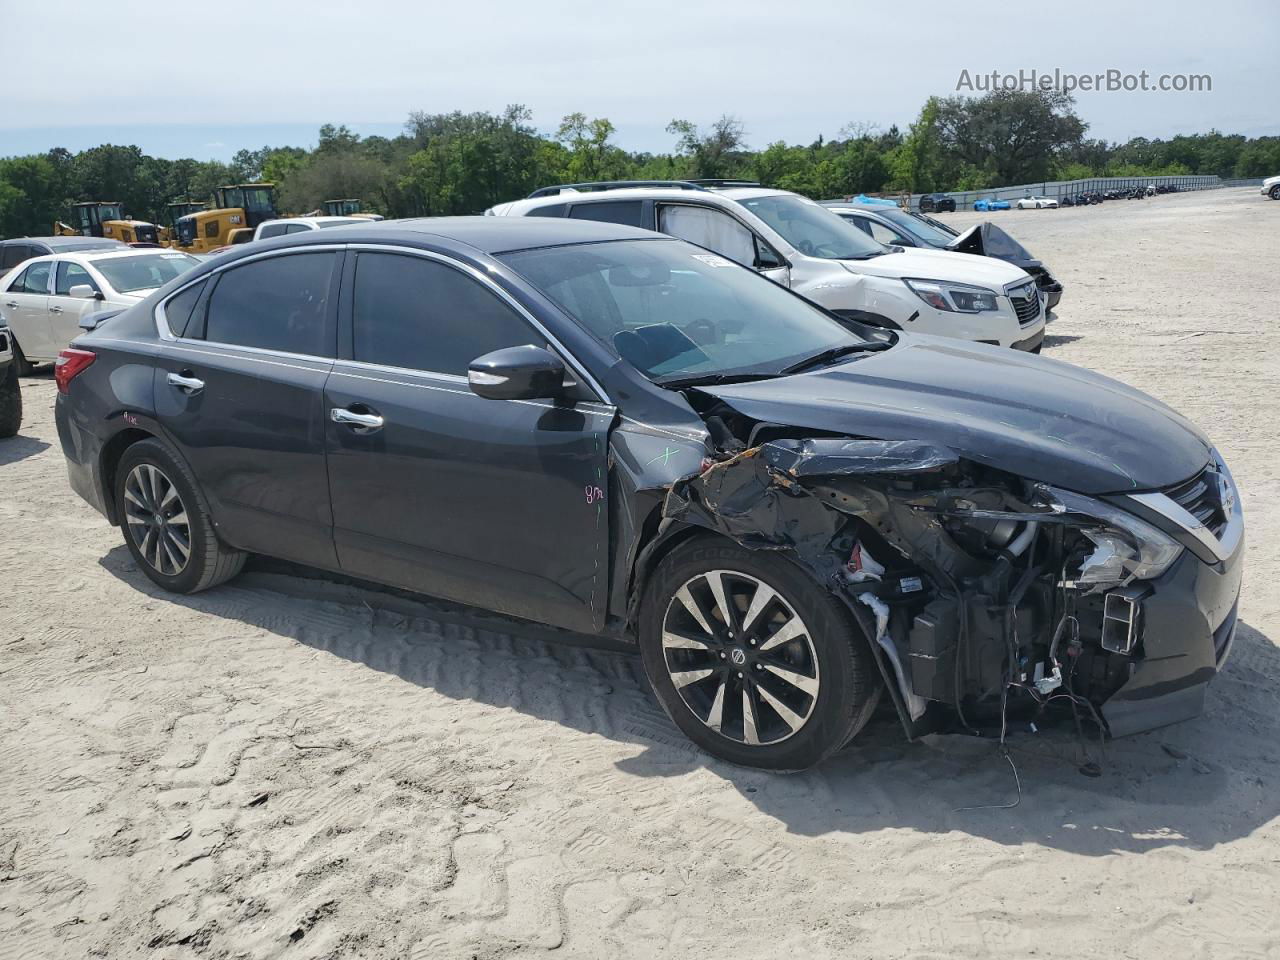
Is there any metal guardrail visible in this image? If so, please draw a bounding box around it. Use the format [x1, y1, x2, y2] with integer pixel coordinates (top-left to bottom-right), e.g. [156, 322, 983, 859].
[823, 174, 1254, 211]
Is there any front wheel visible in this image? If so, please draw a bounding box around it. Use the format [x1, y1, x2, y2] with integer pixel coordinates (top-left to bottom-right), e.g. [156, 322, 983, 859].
[115, 438, 246, 593]
[1270, 184, 1280, 200]
[639, 537, 881, 771]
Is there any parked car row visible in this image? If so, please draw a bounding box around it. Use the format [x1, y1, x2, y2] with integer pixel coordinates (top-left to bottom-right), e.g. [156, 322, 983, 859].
[820, 201, 1064, 312]
[51, 213, 1244, 769]
[488, 181, 1046, 352]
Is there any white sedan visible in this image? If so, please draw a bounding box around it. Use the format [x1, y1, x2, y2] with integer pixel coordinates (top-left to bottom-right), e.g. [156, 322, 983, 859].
[1015, 196, 1059, 209]
[0, 250, 201, 373]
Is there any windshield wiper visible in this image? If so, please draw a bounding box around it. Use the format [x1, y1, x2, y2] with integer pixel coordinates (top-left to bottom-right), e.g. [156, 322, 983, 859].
[840, 251, 887, 260]
[779, 342, 890, 376]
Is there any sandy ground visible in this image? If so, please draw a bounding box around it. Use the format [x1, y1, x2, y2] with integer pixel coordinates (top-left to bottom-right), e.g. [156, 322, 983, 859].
[2, 187, 1278, 960]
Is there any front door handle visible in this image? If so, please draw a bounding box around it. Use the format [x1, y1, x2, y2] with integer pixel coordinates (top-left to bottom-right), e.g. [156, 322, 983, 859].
[3, 301, 16, 309]
[49, 305, 64, 314]
[167, 371, 205, 394]
[330, 406, 384, 431]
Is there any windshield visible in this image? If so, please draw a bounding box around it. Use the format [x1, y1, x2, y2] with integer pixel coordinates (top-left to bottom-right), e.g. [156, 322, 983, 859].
[99, 204, 123, 221]
[501, 239, 865, 383]
[874, 208, 957, 247]
[94, 253, 201, 293]
[737, 194, 887, 260]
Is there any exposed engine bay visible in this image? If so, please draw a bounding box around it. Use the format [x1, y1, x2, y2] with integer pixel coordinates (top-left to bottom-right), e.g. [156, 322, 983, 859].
[653, 394, 1231, 742]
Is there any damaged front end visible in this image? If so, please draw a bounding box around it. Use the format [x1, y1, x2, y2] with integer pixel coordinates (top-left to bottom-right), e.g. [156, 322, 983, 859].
[660, 415, 1244, 741]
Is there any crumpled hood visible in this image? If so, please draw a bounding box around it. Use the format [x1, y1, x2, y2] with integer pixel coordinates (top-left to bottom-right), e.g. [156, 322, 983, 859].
[946, 223, 1040, 268]
[696, 335, 1211, 494]
[847, 247, 1031, 289]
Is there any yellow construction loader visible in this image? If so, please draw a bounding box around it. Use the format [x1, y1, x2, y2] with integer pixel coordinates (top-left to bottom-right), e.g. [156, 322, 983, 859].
[54, 202, 161, 245]
[171, 184, 278, 253]
[158, 200, 206, 246]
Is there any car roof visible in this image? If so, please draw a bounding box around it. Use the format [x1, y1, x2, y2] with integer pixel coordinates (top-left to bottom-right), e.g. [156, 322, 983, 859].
[0, 236, 128, 251]
[259, 216, 367, 228]
[23, 249, 199, 267]
[228, 216, 668, 259]
[495, 185, 792, 217]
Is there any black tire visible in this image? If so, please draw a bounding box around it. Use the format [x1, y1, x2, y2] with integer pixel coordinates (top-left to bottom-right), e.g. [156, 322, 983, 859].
[0, 361, 21, 438]
[115, 438, 246, 593]
[1270, 185, 1280, 200]
[10, 338, 34, 377]
[639, 536, 881, 771]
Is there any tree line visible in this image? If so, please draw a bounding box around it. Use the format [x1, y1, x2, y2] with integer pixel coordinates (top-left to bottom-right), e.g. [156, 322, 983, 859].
[2, 91, 1277, 237]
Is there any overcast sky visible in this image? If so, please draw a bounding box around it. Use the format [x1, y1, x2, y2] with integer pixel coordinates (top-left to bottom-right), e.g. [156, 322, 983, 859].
[3, 0, 1276, 161]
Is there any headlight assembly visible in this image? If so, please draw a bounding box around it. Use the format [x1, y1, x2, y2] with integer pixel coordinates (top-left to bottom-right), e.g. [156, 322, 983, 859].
[1040, 486, 1185, 583]
[903, 278, 1000, 314]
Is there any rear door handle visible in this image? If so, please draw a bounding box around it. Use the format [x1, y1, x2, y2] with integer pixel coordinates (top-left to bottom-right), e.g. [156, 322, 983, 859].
[330, 406, 384, 431]
[167, 371, 205, 394]
[49, 306, 64, 314]
[3, 301, 16, 309]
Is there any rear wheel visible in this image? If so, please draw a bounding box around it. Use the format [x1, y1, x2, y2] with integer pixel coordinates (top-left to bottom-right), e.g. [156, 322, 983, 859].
[0, 361, 21, 438]
[639, 537, 880, 771]
[115, 439, 245, 593]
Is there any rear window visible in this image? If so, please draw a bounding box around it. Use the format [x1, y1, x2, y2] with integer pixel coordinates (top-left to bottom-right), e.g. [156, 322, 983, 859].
[94, 254, 201, 293]
[203, 252, 336, 356]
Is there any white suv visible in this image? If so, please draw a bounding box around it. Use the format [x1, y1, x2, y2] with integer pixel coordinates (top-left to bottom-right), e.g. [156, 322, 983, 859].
[488, 181, 1045, 351]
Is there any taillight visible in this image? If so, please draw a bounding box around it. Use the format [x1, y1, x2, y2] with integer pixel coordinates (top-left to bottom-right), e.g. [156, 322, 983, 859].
[55, 349, 96, 394]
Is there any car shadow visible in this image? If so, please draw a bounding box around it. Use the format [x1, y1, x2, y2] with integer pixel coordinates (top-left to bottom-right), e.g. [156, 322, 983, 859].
[0, 434, 51, 465]
[97, 546, 1280, 856]
[1042, 333, 1085, 348]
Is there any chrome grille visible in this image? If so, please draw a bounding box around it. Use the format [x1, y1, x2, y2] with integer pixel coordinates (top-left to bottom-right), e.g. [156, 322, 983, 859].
[1009, 283, 1041, 325]
[1166, 468, 1227, 537]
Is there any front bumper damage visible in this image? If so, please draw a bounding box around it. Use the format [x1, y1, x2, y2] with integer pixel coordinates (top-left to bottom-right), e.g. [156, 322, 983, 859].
[661, 435, 1244, 740]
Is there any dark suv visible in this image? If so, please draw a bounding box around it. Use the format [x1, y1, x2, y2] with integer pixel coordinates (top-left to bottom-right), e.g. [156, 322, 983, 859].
[54, 218, 1243, 770]
[918, 193, 956, 213]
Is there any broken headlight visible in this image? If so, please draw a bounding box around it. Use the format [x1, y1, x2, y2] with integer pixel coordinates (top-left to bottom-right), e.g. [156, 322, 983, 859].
[1042, 486, 1184, 583]
[903, 279, 999, 313]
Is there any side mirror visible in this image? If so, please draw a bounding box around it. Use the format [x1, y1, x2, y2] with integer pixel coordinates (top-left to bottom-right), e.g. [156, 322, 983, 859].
[468, 345, 565, 400]
[69, 284, 103, 301]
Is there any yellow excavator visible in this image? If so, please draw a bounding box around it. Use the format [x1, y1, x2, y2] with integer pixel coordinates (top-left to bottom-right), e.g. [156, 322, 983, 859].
[54, 202, 161, 245]
[158, 200, 206, 246]
[171, 184, 278, 253]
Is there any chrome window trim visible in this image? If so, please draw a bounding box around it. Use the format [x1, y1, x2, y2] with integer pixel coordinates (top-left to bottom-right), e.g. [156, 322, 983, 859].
[153, 243, 612, 404]
[343, 243, 612, 405]
[1123, 454, 1242, 565]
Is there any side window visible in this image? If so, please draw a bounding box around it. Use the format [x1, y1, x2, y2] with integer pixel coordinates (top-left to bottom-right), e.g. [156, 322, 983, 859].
[845, 215, 874, 237]
[162, 279, 207, 338]
[16, 261, 52, 294]
[866, 221, 908, 245]
[284, 223, 311, 234]
[527, 203, 567, 218]
[257, 223, 289, 239]
[657, 204, 756, 267]
[55, 262, 101, 296]
[204, 253, 336, 356]
[569, 200, 644, 227]
[351, 253, 538, 376]
[1, 244, 32, 271]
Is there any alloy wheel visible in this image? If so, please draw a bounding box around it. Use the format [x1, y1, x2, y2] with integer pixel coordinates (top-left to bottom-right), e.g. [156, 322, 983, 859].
[661, 569, 820, 745]
[123, 463, 192, 576]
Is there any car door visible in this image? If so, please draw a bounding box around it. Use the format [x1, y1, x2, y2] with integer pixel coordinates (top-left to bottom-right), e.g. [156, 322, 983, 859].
[2, 260, 54, 360]
[152, 249, 342, 567]
[324, 248, 614, 634]
[656, 202, 791, 286]
[49, 261, 106, 348]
